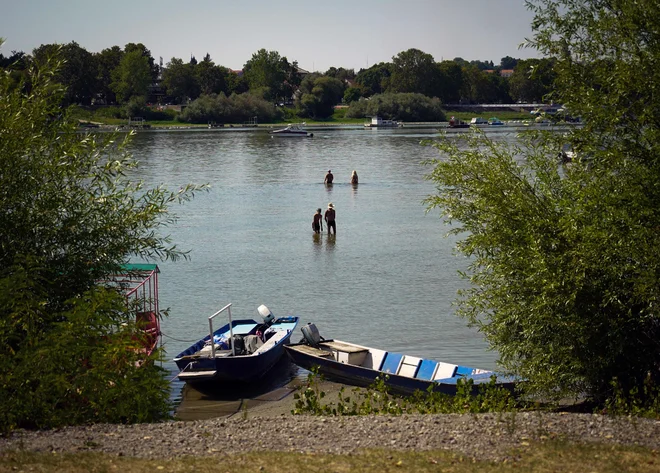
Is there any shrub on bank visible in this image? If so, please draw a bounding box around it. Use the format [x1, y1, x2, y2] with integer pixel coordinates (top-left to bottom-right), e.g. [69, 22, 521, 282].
[178, 93, 280, 124]
[345, 93, 446, 122]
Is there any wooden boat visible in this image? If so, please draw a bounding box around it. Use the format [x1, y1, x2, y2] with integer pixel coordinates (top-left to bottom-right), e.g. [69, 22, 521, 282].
[270, 123, 313, 137]
[173, 304, 299, 385]
[285, 324, 517, 395]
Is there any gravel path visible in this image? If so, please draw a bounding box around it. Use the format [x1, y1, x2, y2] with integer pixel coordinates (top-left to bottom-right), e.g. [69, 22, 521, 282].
[2, 413, 659, 461]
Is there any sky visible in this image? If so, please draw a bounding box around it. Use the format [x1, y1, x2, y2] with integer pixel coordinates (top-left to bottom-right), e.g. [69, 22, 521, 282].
[0, 0, 540, 72]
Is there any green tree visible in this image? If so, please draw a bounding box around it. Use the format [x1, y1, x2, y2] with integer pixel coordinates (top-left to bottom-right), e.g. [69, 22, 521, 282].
[242, 49, 293, 102]
[355, 62, 391, 97]
[433, 60, 464, 104]
[195, 54, 229, 96]
[343, 86, 362, 104]
[162, 57, 200, 104]
[32, 42, 98, 106]
[424, 0, 660, 406]
[325, 66, 355, 82]
[111, 49, 151, 104]
[95, 45, 123, 104]
[296, 75, 344, 119]
[123, 42, 158, 81]
[387, 48, 438, 96]
[461, 66, 511, 103]
[500, 56, 518, 69]
[227, 71, 249, 95]
[0, 41, 206, 431]
[508, 58, 556, 103]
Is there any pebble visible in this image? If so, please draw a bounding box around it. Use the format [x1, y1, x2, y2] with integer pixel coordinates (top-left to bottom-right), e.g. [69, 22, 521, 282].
[1, 413, 659, 461]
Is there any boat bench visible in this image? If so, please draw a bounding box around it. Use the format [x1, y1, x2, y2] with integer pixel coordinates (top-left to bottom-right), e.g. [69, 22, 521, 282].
[320, 341, 368, 365]
[251, 330, 288, 356]
[379, 352, 458, 380]
[294, 344, 333, 358]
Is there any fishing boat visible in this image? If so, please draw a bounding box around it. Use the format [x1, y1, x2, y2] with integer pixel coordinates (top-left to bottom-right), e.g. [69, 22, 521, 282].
[173, 304, 299, 385]
[285, 324, 517, 395]
[364, 116, 402, 128]
[270, 123, 313, 137]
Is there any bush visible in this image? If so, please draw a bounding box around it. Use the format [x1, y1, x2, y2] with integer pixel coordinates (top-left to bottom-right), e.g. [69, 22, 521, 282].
[0, 42, 206, 432]
[178, 93, 280, 124]
[345, 93, 445, 122]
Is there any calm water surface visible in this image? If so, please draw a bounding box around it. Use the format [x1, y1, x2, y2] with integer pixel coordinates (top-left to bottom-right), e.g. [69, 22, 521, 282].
[128, 126, 520, 400]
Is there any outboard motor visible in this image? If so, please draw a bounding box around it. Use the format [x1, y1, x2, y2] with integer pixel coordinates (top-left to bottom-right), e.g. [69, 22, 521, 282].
[258, 304, 275, 326]
[301, 323, 321, 347]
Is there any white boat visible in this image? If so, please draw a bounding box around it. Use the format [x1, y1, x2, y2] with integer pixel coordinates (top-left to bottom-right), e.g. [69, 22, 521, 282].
[270, 123, 313, 137]
[470, 117, 488, 125]
[364, 116, 402, 128]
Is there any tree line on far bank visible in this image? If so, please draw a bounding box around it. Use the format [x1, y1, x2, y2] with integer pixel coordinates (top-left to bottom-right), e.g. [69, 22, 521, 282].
[0, 42, 555, 124]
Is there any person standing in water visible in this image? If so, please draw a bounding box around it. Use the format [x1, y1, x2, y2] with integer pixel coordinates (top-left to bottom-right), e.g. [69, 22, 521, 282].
[312, 208, 323, 233]
[324, 170, 334, 185]
[350, 170, 358, 184]
[324, 202, 336, 235]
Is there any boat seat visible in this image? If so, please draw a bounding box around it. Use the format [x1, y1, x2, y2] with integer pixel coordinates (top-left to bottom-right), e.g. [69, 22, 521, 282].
[320, 340, 368, 354]
[433, 362, 458, 380]
[251, 330, 288, 356]
[398, 355, 422, 378]
[415, 359, 439, 381]
[380, 352, 404, 374]
[293, 344, 333, 357]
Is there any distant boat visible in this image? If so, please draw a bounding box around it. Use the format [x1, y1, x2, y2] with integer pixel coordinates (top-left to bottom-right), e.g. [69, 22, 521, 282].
[270, 123, 313, 137]
[470, 117, 488, 125]
[448, 116, 470, 129]
[364, 116, 402, 128]
[488, 117, 505, 126]
[173, 304, 299, 385]
[285, 323, 518, 396]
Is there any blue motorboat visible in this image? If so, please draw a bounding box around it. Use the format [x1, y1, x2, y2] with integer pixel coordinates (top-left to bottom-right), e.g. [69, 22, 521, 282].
[285, 324, 517, 396]
[173, 304, 299, 385]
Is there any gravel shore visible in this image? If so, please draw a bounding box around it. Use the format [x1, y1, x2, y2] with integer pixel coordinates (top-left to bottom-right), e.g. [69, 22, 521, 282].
[2, 412, 659, 461]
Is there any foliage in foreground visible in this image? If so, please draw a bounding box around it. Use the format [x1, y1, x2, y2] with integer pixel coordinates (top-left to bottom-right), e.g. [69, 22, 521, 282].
[292, 368, 518, 416]
[0, 43, 206, 431]
[423, 0, 660, 411]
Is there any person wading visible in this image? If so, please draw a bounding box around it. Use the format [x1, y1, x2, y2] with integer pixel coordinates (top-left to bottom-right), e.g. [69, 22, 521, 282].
[324, 202, 336, 235]
[312, 208, 323, 233]
[324, 170, 334, 185]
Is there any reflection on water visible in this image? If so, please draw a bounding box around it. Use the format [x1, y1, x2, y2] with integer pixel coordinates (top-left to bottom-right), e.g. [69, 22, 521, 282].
[128, 127, 508, 406]
[174, 356, 301, 420]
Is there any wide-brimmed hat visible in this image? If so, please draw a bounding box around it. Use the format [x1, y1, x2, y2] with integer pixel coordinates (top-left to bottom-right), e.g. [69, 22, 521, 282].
[328, 202, 334, 209]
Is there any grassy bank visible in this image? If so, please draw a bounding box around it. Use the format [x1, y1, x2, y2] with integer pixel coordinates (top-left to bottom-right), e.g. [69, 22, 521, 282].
[71, 105, 533, 129]
[2, 442, 658, 473]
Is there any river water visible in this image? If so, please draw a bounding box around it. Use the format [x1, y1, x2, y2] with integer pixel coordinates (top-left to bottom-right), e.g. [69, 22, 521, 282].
[128, 126, 520, 403]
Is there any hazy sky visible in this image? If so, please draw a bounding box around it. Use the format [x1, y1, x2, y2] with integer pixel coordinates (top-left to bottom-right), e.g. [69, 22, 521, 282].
[0, 0, 540, 71]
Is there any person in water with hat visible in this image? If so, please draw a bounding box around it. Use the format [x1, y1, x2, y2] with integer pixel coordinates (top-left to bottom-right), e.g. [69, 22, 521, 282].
[324, 202, 336, 235]
[324, 170, 334, 185]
